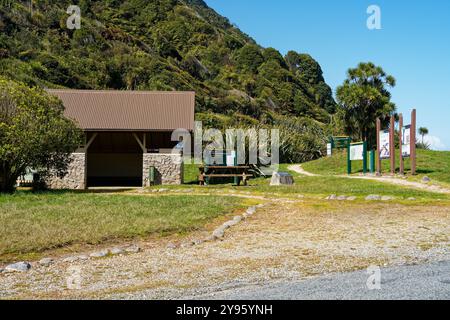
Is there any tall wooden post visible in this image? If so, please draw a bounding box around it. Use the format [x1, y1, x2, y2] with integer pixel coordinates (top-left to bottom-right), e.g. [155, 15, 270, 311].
[376, 118, 381, 176]
[411, 109, 417, 175]
[399, 114, 404, 175]
[390, 115, 396, 175]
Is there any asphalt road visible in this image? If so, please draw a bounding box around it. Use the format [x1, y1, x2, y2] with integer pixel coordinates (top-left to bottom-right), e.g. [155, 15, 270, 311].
[188, 260, 450, 300]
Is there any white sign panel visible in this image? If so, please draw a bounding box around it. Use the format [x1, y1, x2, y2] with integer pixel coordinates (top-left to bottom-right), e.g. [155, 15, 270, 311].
[350, 144, 364, 161]
[327, 143, 332, 157]
[379, 130, 390, 159]
[402, 125, 411, 158]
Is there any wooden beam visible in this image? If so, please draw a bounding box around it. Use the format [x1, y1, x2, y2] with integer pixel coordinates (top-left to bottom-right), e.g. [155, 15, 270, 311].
[143, 133, 147, 153]
[85, 133, 98, 151]
[132, 133, 146, 153]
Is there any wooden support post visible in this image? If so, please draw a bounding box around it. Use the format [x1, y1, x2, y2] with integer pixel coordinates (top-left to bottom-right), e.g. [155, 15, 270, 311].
[399, 114, 404, 175]
[376, 118, 381, 176]
[132, 133, 146, 153]
[389, 115, 396, 175]
[411, 109, 417, 175]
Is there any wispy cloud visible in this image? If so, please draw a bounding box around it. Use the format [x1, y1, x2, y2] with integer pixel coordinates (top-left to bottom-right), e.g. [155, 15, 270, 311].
[423, 135, 447, 151]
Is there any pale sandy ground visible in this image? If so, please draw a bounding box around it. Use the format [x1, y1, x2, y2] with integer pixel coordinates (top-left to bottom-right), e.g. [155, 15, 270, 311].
[1, 198, 449, 300]
[288, 165, 450, 194]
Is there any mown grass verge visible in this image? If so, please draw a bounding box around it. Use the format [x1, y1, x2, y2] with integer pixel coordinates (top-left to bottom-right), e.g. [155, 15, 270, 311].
[302, 149, 450, 186]
[181, 163, 449, 201]
[0, 191, 244, 262]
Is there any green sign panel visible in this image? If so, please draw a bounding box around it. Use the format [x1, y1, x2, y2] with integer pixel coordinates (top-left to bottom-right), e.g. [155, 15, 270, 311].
[331, 136, 351, 149]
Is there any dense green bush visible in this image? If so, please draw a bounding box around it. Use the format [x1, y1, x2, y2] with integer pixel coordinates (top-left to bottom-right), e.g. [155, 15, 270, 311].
[0, 0, 339, 163]
[0, 0, 336, 120]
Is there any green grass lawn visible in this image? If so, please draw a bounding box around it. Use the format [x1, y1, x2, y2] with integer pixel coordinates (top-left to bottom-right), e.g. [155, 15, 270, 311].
[252, 175, 448, 200]
[184, 163, 200, 184]
[302, 149, 450, 186]
[0, 191, 243, 262]
[179, 162, 449, 201]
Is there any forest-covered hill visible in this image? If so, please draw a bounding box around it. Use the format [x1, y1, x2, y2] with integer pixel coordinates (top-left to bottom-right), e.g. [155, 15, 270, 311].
[0, 0, 336, 122]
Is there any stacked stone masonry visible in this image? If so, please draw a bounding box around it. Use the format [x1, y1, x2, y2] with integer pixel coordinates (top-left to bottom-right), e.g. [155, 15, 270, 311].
[143, 153, 184, 186]
[46, 153, 87, 190]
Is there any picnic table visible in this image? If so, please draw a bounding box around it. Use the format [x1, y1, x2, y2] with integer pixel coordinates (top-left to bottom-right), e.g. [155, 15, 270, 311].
[198, 165, 252, 186]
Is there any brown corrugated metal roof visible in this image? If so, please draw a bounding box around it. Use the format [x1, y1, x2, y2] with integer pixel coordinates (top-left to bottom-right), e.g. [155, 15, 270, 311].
[47, 89, 195, 131]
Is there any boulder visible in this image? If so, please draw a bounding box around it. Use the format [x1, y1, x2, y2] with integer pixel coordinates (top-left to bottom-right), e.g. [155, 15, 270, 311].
[63, 256, 79, 263]
[233, 216, 243, 223]
[223, 220, 238, 228]
[270, 172, 294, 186]
[125, 245, 141, 253]
[381, 196, 395, 201]
[180, 242, 195, 248]
[90, 250, 109, 258]
[422, 176, 431, 183]
[246, 206, 257, 215]
[110, 248, 124, 255]
[39, 258, 54, 266]
[193, 239, 204, 246]
[167, 243, 178, 249]
[366, 195, 382, 201]
[204, 235, 216, 242]
[212, 226, 226, 239]
[5, 262, 31, 272]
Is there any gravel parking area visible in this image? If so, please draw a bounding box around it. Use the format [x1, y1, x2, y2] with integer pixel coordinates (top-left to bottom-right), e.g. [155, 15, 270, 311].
[1, 199, 449, 299]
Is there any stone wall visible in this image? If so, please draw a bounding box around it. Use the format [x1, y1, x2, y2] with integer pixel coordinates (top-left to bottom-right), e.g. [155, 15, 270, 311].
[46, 153, 86, 190]
[142, 153, 183, 186]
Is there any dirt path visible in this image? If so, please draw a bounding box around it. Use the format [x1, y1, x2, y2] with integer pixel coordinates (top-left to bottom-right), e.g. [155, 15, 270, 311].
[1, 200, 449, 300]
[343, 175, 450, 194]
[288, 165, 450, 194]
[288, 165, 319, 177]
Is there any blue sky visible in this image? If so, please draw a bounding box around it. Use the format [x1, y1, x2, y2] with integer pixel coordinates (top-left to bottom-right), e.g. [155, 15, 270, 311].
[205, 0, 450, 150]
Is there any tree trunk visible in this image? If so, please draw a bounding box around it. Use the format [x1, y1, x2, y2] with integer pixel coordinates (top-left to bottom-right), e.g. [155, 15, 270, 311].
[0, 162, 16, 193]
[0, 177, 16, 193]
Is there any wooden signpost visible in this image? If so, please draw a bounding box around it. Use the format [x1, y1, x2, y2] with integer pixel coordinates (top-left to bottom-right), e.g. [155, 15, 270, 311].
[376, 109, 417, 176]
[376, 118, 382, 176]
[411, 109, 417, 175]
[389, 115, 396, 175]
[399, 114, 404, 175]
